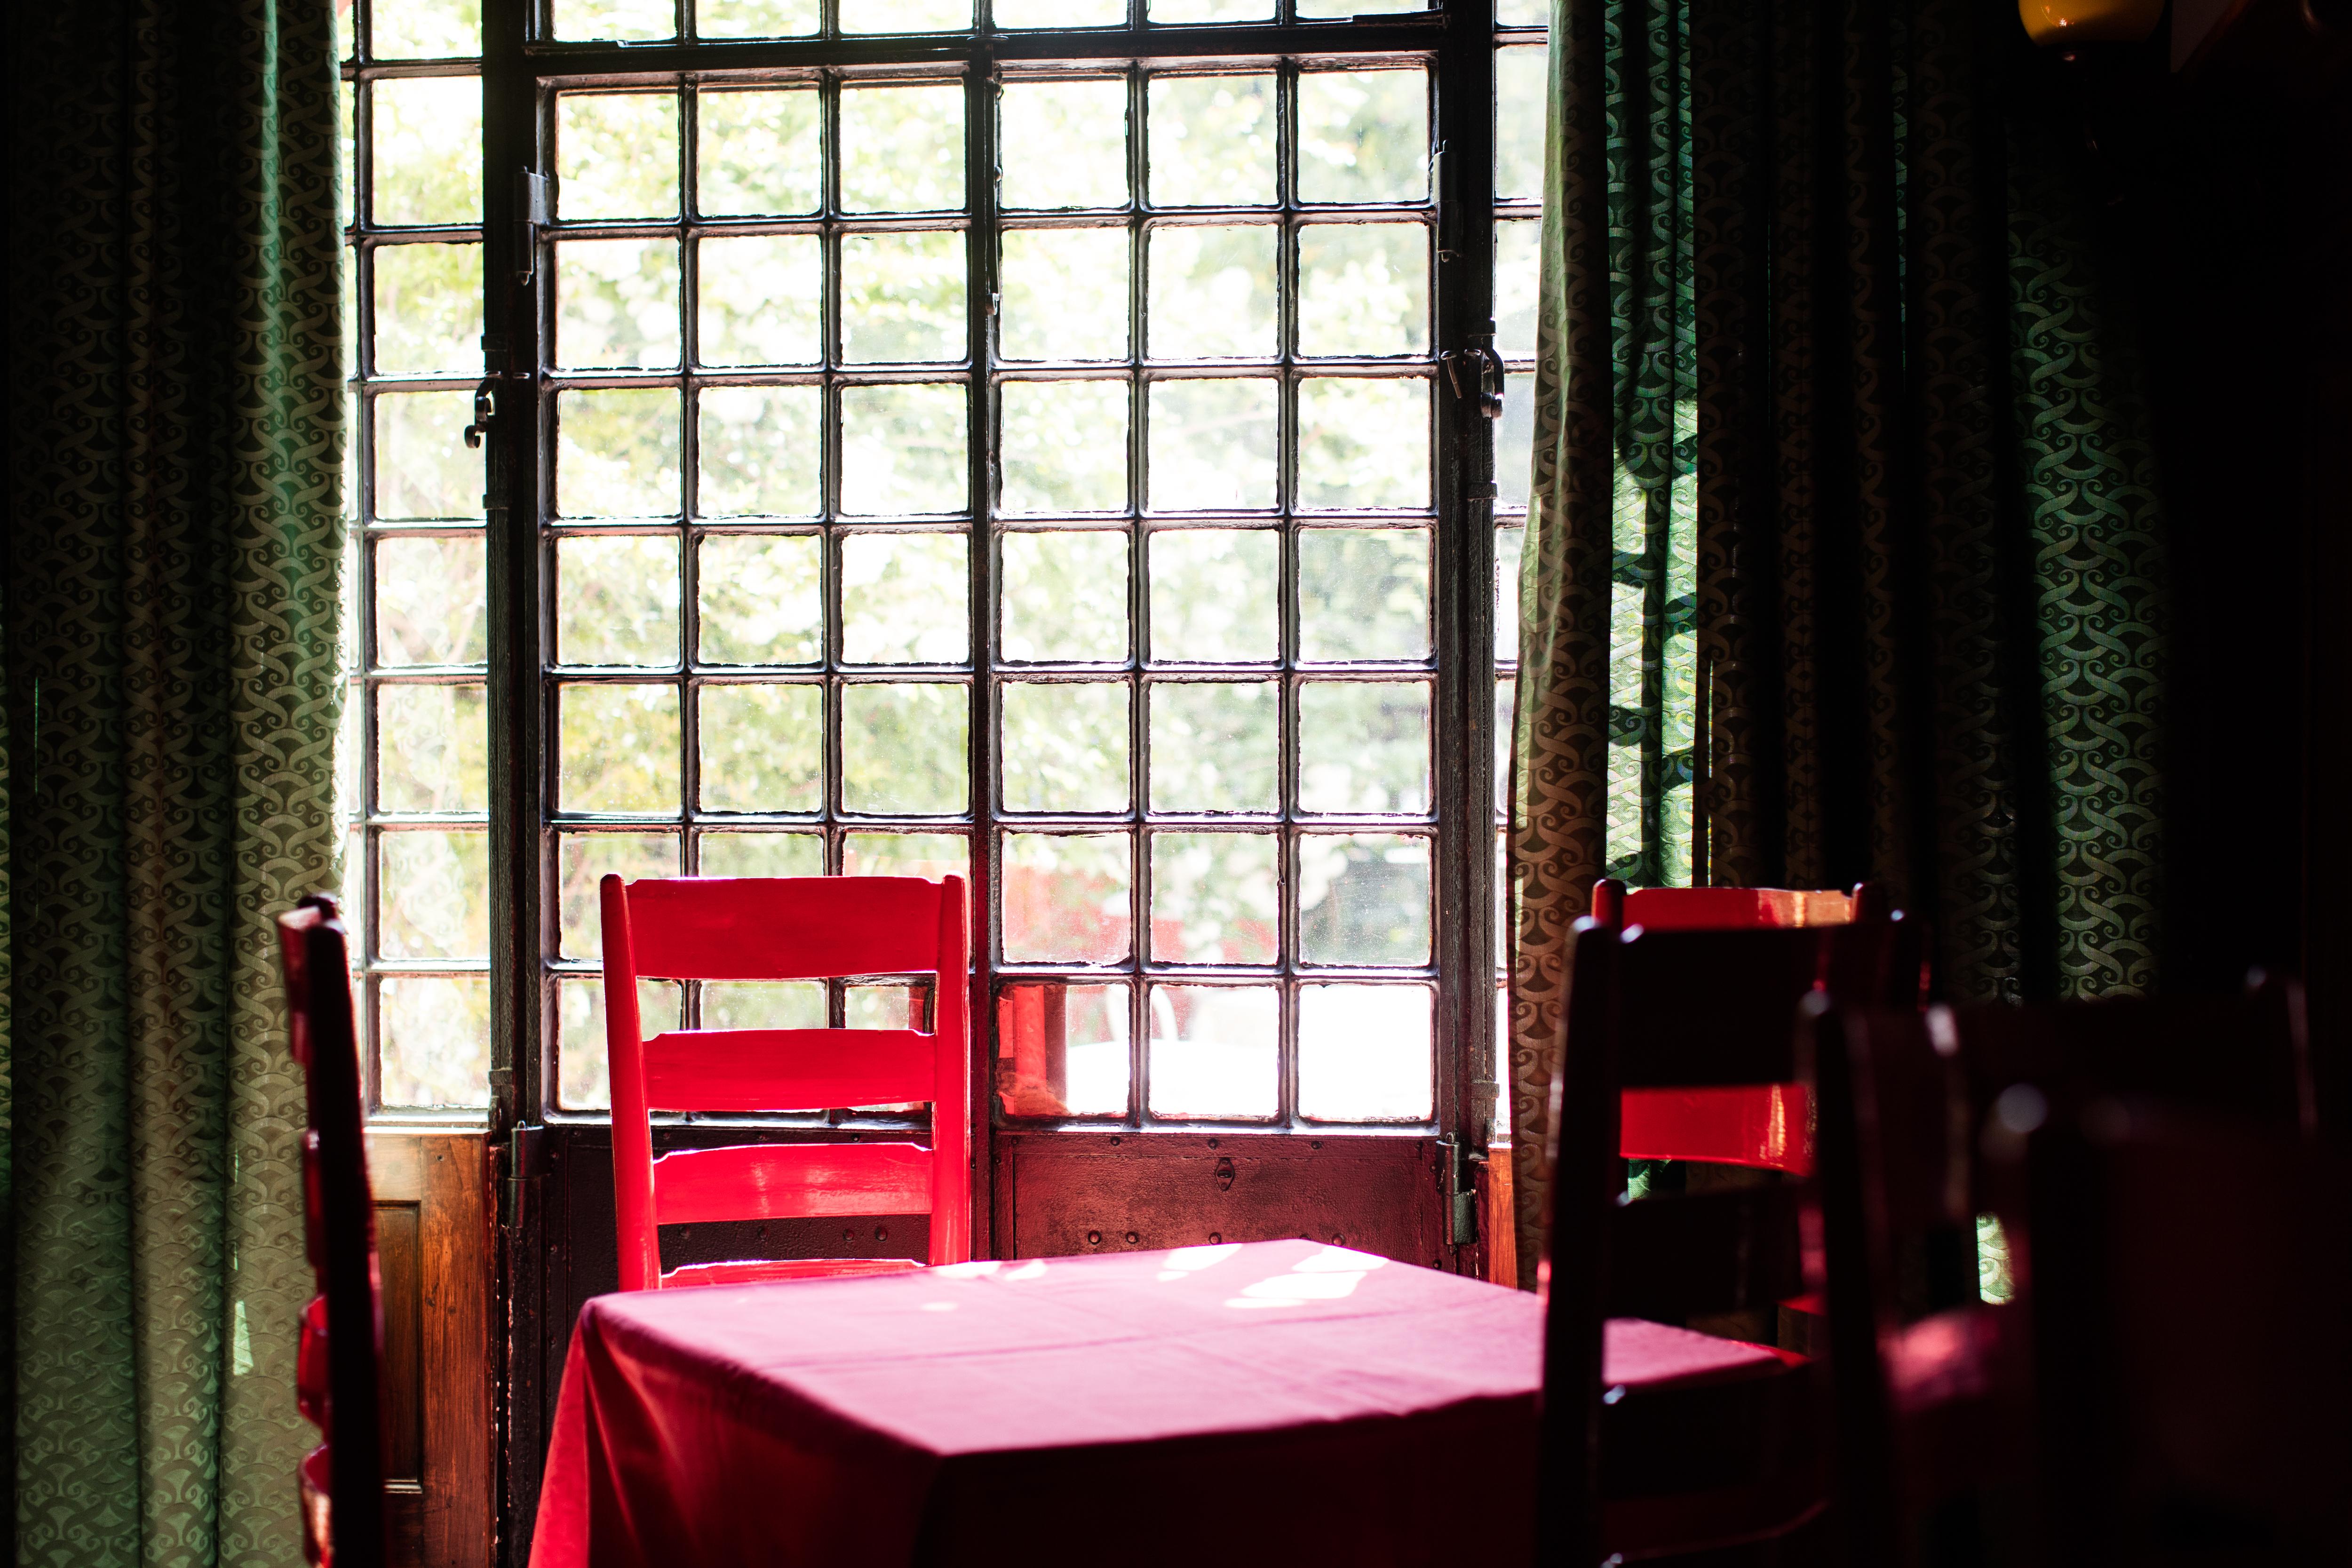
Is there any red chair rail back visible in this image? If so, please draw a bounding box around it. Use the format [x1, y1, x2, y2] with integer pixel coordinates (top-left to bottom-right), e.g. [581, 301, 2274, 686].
[276, 894, 386, 1568]
[600, 875, 972, 1291]
[1591, 877, 1883, 933]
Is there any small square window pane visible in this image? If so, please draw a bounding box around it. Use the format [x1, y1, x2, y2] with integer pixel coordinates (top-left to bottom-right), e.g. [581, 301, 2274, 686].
[843, 832, 969, 879]
[1299, 984, 1432, 1120]
[1000, 229, 1129, 360]
[559, 684, 682, 814]
[1495, 525, 1526, 662]
[1002, 532, 1128, 662]
[1148, 985, 1275, 1119]
[1298, 378, 1429, 509]
[375, 536, 487, 667]
[374, 391, 483, 520]
[557, 976, 681, 1111]
[558, 389, 681, 519]
[1147, 226, 1277, 359]
[1495, 218, 1541, 358]
[698, 0, 819, 40]
[698, 533, 822, 664]
[698, 88, 818, 214]
[553, 0, 673, 38]
[1151, 832, 1277, 963]
[1497, 0, 1548, 22]
[702, 980, 827, 1032]
[1149, 681, 1277, 812]
[1297, 528, 1430, 662]
[1495, 46, 1549, 203]
[842, 532, 970, 664]
[373, 243, 483, 376]
[997, 0, 1123, 23]
[699, 684, 823, 812]
[1498, 373, 1536, 510]
[381, 976, 493, 1108]
[1148, 528, 1277, 661]
[1147, 0, 1273, 27]
[338, 81, 358, 225]
[841, 0, 970, 30]
[842, 231, 968, 364]
[374, 0, 479, 57]
[1494, 675, 1516, 815]
[1298, 680, 1430, 814]
[1298, 833, 1431, 964]
[845, 984, 930, 1034]
[1002, 382, 1128, 513]
[556, 239, 681, 370]
[1147, 75, 1276, 207]
[697, 236, 822, 366]
[840, 84, 965, 213]
[378, 684, 489, 812]
[373, 78, 482, 224]
[999, 81, 1128, 208]
[697, 830, 823, 876]
[1002, 832, 1131, 963]
[841, 683, 968, 814]
[556, 830, 679, 958]
[1296, 225, 1427, 358]
[557, 94, 680, 219]
[1147, 380, 1276, 510]
[996, 982, 1129, 1118]
[1002, 681, 1130, 813]
[698, 387, 821, 518]
[840, 386, 968, 516]
[379, 830, 490, 959]
[557, 534, 680, 667]
[1297, 71, 1429, 205]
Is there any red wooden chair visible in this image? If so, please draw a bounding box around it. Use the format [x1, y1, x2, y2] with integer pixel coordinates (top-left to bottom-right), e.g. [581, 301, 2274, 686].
[276, 894, 386, 1568]
[599, 874, 972, 1291]
[1537, 915, 1909, 1564]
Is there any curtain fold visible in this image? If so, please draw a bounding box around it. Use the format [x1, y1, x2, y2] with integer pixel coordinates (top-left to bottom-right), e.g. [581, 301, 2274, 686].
[1508, 0, 2169, 1285]
[8, 2, 346, 1561]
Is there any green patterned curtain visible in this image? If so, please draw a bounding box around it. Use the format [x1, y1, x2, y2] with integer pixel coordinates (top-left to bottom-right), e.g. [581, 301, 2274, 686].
[7, 2, 347, 1561]
[1507, 0, 2168, 1283]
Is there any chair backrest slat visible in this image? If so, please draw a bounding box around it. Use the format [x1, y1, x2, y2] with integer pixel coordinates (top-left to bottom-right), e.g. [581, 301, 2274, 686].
[621, 876, 946, 980]
[1609, 884, 1855, 930]
[1621, 1083, 1812, 1174]
[651, 1142, 934, 1226]
[643, 1027, 933, 1114]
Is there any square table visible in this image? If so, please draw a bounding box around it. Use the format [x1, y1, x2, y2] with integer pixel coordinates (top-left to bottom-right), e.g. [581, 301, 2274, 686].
[528, 1239, 1545, 1567]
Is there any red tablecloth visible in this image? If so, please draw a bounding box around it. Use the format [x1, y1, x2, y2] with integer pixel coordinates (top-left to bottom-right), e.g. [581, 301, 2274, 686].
[529, 1240, 1546, 1568]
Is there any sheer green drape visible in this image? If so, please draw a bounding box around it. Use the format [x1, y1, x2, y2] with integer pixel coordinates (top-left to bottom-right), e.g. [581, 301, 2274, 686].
[1507, 0, 2168, 1284]
[8, 1, 347, 1560]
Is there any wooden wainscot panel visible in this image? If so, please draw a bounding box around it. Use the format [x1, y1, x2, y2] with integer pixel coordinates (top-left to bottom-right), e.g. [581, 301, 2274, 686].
[368, 1130, 494, 1568]
[995, 1131, 1443, 1267]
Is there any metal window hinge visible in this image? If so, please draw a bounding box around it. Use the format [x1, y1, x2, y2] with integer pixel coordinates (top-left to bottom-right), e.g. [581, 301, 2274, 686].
[463, 375, 499, 448]
[1440, 1136, 1484, 1247]
[515, 168, 550, 286]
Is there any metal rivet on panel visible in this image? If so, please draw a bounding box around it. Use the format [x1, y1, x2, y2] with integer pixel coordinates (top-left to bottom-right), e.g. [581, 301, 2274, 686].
[1124, 1231, 1139, 1244]
[1087, 1230, 1102, 1245]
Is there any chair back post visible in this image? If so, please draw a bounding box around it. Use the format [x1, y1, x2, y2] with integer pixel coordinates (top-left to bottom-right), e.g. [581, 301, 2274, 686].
[1589, 877, 1627, 931]
[1535, 916, 1621, 1567]
[599, 875, 661, 1293]
[1802, 995, 1907, 1566]
[928, 875, 971, 1266]
[277, 895, 387, 1568]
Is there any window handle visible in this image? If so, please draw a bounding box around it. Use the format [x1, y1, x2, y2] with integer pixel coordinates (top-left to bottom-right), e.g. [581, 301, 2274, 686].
[1446, 334, 1506, 420]
[463, 377, 498, 449]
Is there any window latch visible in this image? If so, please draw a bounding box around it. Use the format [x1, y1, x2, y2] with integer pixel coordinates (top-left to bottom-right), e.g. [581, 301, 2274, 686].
[463, 376, 498, 448]
[1440, 1136, 1483, 1247]
[1445, 333, 1506, 420]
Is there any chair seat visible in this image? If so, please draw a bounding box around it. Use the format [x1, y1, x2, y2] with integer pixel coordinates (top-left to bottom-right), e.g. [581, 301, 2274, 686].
[1600, 1318, 1821, 1560]
[659, 1256, 924, 1290]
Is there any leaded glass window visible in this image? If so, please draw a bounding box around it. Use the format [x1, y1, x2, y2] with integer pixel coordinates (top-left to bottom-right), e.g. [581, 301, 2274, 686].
[338, 0, 496, 1113]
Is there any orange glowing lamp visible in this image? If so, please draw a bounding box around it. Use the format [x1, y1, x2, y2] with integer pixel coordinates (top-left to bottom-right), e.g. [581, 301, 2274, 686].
[2019, 0, 2165, 45]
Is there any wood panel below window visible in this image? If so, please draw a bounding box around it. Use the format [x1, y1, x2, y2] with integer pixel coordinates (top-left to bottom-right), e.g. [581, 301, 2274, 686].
[368, 1129, 494, 1568]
